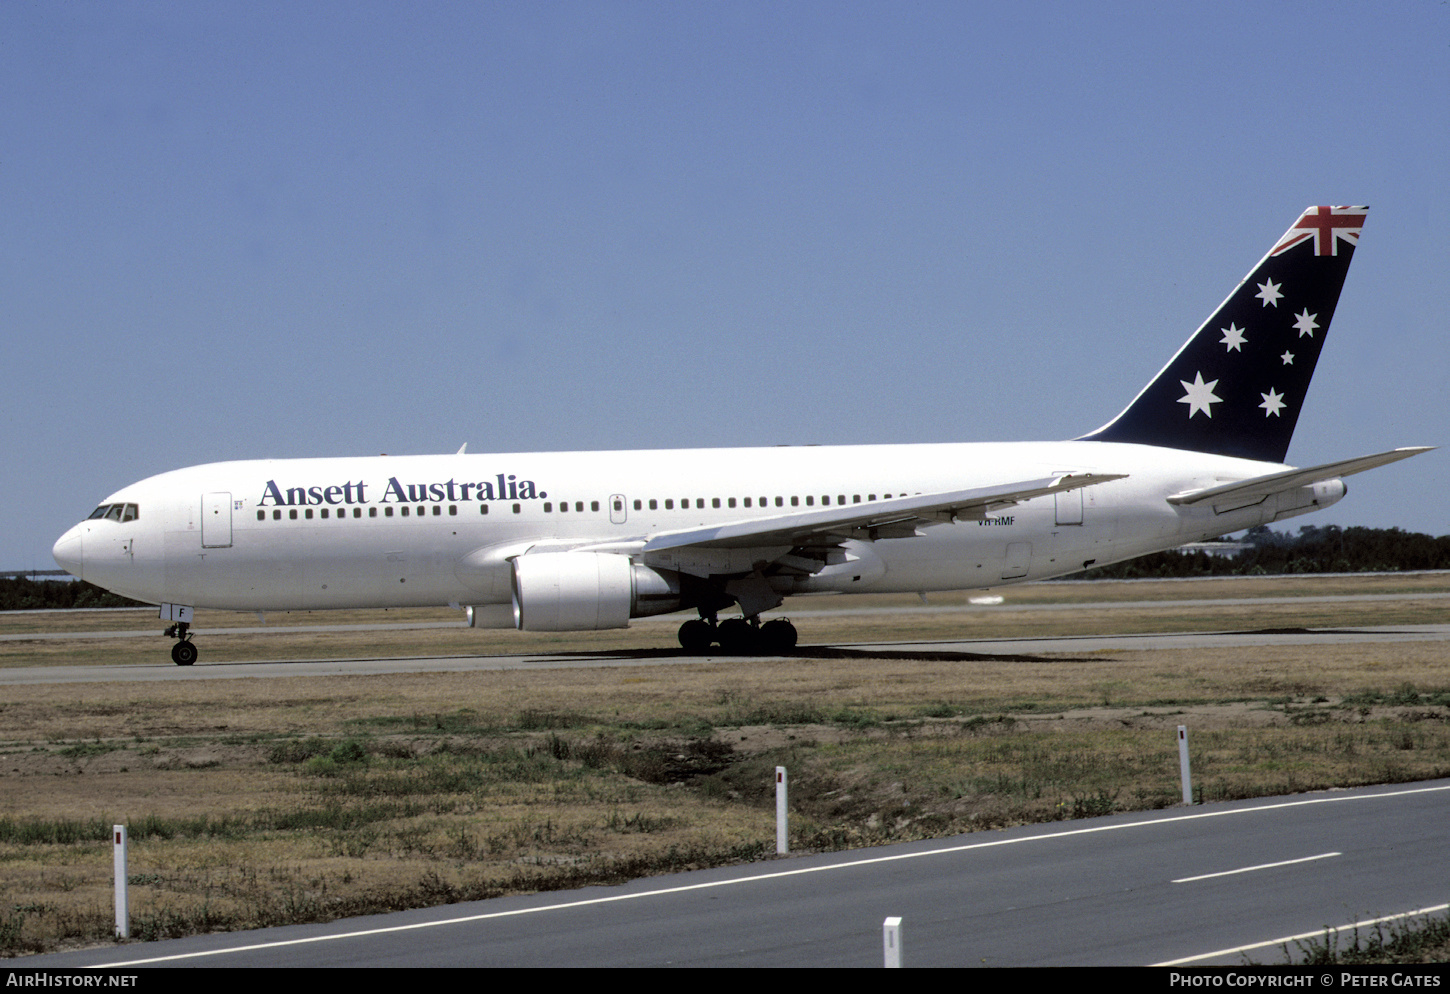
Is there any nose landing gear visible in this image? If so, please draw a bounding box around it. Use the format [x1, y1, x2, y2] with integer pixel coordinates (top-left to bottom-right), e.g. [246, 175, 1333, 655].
[163, 622, 198, 665]
[159, 602, 199, 667]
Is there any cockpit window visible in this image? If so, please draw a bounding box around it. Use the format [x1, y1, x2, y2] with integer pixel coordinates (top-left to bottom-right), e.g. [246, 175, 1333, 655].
[88, 503, 139, 522]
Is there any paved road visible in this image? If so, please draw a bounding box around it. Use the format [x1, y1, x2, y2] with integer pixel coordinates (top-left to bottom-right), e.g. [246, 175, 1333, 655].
[19, 779, 1450, 967]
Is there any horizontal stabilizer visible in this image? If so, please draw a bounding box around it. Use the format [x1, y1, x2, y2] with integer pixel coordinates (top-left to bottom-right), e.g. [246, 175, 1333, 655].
[644, 473, 1127, 552]
[1166, 447, 1433, 506]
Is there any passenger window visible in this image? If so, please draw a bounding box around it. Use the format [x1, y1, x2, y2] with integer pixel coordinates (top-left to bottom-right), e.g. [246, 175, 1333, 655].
[665, 499, 673, 510]
[806, 496, 814, 506]
[290, 509, 298, 520]
[274, 510, 282, 520]
[743, 498, 751, 508]
[591, 501, 600, 512]
[432, 505, 441, 516]
[257, 510, 265, 521]
[321, 508, 329, 519]
[838, 495, 846, 505]
[821, 496, 830, 506]
[355, 507, 363, 518]
[696, 499, 704, 509]
[416, 506, 425, 517]
[648, 499, 657, 510]
[575, 501, 584, 512]
[791, 496, 799, 506]
[401, 507, 409, 517]
[544, 503, 552, 513]
[728, 498, 736, 508]
[479, 505, 488, 515]
[633, 499, 642, 511]
[776, 497, 783, 507]
[712, 498, 721, 508]
[306, 509, 314, 519]
[512, 503, 521, 514]
[385, 507, 394, 517]
[369, 507, 377, 518]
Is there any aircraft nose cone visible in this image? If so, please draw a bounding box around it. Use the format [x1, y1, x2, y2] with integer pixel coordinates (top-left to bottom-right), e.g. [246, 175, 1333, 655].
[53, 526, 84, 580]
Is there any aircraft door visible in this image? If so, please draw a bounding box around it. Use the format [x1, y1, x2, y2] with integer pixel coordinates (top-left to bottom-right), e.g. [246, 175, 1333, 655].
[609, 494, 627, 525]
[201, 492, 233, 548]
[1055, 489, 1083, 525]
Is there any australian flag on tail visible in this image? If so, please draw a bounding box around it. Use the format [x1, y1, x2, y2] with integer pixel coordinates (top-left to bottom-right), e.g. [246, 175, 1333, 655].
[1078, 206, 1368, 464]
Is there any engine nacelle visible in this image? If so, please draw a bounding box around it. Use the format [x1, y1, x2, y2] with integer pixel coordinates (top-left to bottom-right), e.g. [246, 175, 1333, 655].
[510, 552, 681, 631]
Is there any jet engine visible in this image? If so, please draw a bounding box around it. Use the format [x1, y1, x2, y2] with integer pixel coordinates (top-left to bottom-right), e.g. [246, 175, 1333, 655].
[510, 552, 681, 631]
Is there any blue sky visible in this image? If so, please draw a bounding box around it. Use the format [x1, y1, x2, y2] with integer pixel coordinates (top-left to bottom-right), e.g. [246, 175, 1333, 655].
[3, 1, 1447, 570]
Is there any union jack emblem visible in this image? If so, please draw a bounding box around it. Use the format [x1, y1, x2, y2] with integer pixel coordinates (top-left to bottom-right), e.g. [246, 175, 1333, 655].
[1270, 205, 1367, 257]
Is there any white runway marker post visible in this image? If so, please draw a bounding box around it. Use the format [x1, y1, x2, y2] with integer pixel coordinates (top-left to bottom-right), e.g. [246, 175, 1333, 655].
[1178, 725, 1192, 805]
[775, 766, 788, 854]
[113, 824, 129, 939]
[883, 916, 902, 968]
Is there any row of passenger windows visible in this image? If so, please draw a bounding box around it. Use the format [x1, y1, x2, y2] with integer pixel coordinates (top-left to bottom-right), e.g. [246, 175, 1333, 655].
[602, 493, 898, 513]
[254, 494, 911, 522]
[255, 502, 590, 521]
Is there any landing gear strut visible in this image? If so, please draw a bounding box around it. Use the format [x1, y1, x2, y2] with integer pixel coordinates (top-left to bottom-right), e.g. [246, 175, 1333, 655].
[164, 622, 198, 666]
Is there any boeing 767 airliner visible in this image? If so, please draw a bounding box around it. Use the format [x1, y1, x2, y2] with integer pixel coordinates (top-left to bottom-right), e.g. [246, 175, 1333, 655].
[53, 206, 1430, 663]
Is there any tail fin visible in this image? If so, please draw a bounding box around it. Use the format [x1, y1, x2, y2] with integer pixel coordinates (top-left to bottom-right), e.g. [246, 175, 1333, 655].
[1078, 206, 1368, 463]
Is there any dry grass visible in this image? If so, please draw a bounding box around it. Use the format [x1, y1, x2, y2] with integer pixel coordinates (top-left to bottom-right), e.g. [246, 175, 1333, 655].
[1, 574, 1449, 957]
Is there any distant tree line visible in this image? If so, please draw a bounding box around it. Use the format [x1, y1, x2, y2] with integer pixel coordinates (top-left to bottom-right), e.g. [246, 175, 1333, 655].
[0, 577, 147, 611]
[1071, 525, 1450, 580]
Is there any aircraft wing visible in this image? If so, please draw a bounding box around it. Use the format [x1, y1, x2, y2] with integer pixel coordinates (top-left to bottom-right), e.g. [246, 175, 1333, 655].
[1166, 447, 1433, 507]
[641, 473, 1127, 553]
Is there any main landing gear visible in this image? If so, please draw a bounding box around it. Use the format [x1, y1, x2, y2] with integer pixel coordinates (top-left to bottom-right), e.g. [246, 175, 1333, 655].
[677, 615, 798, 655]
[164, 622, 198, 666]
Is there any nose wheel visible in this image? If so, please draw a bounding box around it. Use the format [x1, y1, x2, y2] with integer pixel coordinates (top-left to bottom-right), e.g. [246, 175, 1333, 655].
[164, 622, 198, 666]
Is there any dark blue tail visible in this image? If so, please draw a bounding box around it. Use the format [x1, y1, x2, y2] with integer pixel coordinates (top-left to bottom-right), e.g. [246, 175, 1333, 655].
[1078, 206, 1367, 464]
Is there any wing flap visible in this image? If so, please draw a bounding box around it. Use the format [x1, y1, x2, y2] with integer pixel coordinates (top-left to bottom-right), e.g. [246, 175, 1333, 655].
[1166, 447, 1433, 507]
[642, 473, 1126, 553]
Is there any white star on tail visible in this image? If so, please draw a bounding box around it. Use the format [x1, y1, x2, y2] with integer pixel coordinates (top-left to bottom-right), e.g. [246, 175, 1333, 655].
[1178, 372, 1223, 419]
[1281, 351, 1295, 365]
[1293, 309, 1320, 337]
[1256, 279, 1283, 307]
[1219, 323, 1247, 352]
[1259, 388, 1287, 417]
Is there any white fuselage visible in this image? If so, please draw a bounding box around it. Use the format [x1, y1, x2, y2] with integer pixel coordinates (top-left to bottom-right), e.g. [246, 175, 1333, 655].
[52, 440, 1340, 615]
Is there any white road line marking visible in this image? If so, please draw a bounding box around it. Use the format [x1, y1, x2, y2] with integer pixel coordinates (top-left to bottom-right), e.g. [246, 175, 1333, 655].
[1171, 851, 1340, 883]
[1152, 903, 1450, 966]
[88, 782, 1450, 967]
